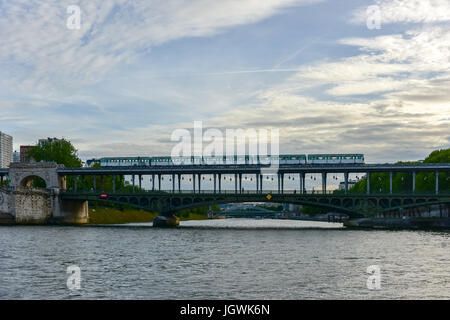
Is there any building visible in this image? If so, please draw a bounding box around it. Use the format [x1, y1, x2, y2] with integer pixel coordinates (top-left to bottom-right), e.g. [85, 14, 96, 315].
[13, 151, 20, 163]
[0, 131, 13, 168]
[20, 145, 33, 162]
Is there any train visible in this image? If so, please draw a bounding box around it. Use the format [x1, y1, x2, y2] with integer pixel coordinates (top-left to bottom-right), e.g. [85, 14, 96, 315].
[85, 154, 364, 167]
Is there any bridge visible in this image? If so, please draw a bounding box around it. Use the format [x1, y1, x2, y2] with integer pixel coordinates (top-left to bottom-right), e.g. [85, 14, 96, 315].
[0, 162, 449, 226]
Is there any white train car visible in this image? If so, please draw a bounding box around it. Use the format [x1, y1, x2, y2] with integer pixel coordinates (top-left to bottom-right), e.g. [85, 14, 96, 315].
[86, 153, 364, 167]
[151, 156, 173, 166]
[279, 154, 307, 165]
[307, 154, 364, 164]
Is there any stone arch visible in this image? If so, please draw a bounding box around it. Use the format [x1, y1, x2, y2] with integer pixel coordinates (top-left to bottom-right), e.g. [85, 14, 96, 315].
[19, 174, 48, 188]
[9, 162, 61, 189]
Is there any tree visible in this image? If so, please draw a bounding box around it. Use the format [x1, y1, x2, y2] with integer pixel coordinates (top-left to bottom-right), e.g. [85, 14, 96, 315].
[27, 139, 82, 168]
[350, 148, 450, 194]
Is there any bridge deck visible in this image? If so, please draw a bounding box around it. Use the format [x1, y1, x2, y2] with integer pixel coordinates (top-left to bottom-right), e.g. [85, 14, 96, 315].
[1, 163, 450, 175]
[56, 163, 450, 175]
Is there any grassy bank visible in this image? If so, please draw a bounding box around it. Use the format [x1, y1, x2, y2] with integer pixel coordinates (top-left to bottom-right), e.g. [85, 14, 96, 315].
[89, 207, 158, 224]
[88, 201, 213, 224]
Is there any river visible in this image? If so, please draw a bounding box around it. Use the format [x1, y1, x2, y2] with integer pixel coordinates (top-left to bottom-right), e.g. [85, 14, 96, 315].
[0, 219, 449, 299]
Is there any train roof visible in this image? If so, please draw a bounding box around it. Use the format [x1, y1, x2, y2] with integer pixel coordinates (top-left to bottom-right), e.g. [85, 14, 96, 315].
[87, 153, 363, 160]
[88, 154, 308, 160]
[307, 153, 364, 156]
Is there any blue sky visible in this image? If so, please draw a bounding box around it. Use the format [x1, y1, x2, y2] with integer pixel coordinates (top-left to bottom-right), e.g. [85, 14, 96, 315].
[0, 0, 449, 163]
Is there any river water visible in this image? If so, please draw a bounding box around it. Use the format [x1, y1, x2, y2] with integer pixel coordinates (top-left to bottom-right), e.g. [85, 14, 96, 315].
[0, 219, 449, 300]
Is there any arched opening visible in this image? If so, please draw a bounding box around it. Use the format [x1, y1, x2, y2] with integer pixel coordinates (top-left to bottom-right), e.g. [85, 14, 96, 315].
[20, 175, 47, 189]
[140, 197, 149, 207]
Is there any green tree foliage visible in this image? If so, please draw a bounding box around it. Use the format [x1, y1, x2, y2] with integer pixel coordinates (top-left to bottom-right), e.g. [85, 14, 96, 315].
[301, 148, 449, 215]
[27, 139, 82, 168]
[70, 163, 133, 192]
[301, 205, 328, 216]
[350, 148, 450, 194]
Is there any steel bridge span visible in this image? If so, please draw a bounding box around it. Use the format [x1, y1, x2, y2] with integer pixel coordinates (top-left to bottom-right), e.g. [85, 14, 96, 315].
[52, 163, 450, 195]
[1, 162, 449, 223]
[60, 190, 450, 219]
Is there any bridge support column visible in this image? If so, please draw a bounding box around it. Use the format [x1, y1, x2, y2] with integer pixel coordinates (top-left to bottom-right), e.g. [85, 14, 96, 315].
[234, 173, 237, 193]
[193, 174, 196, 193]
[256, 174, 259, 193]
[152, 174, 155, 191]
[366, 172, 370, 195]
[389, 171, 393, 194]
[152, 213, 179, 228]
[322, 172, 327, 194]
[139, 174, 142, 190]
[58, 199, 89, 224]
[436, 170, 439, 195]
[178, 174, 181, 192]
[301, 172, 306, 194]
[344, 172, 348, 195]
[198, 174, 201, 192]
[281, 173, 284, 194]
[132, 175, 135, 193]
[259, 174, 263, 193]
[218, 174, 222, 193]
[74, 175, 78, 192]
[239, 173, 242, 193]
[213, 174, 216, 193]
[299, 173, 302, 194]
[172, 174, 175, 192]
[412, 171, 416, 194]
[112, 175, 115, 192]
[277, 173, 280, 193]
[93, 175, 96, 192]
[158, 175, 161, 191]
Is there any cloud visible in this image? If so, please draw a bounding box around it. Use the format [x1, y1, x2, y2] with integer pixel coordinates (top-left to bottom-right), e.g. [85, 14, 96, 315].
[1, 0, 449, 165]
[272, 25, 450, 104]
[0, 0, 321, 93]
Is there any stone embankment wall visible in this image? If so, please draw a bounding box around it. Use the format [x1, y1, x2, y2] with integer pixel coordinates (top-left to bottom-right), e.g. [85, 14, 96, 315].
[0, 187, 88, 225]
[14, 189, 52, 224]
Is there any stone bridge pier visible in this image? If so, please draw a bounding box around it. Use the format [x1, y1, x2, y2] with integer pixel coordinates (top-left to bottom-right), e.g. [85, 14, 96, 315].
[0, 162, 88, 225]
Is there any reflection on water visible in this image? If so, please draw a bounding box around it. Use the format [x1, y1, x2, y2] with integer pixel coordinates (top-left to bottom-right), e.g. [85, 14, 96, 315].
[0, 219, 449, 300]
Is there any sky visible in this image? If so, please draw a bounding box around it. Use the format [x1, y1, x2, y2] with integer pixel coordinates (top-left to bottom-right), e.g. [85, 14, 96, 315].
[0, 0, 449, 163]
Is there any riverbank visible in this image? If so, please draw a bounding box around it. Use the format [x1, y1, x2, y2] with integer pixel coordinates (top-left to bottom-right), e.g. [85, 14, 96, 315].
[88, 207, 210, 224]
[344, 217, 450, 230]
